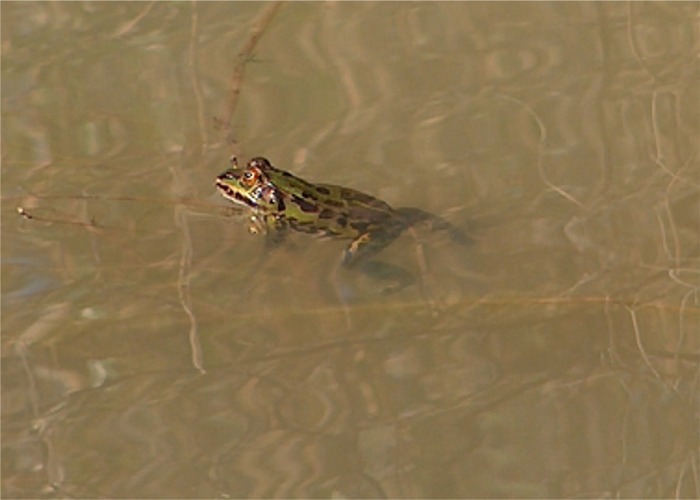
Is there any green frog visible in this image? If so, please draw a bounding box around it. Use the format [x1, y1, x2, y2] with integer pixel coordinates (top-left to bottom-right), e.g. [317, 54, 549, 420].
[214, 156, 466, 270]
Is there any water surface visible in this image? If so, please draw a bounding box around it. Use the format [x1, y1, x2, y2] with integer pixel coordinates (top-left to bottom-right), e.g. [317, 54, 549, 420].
[2, 2, 698, 498]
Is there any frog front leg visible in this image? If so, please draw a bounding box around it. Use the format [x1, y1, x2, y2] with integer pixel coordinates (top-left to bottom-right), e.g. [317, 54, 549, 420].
[244, 212, 286, 247]
[262, 214, 288, 247]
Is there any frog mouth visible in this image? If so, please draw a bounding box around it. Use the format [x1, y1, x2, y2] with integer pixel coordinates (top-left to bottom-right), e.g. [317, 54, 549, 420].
[215, 180, 258, 209]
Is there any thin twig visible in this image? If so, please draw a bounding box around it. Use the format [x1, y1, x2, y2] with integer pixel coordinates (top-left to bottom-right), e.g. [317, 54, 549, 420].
[496, 93, 588, 210]
[110, 1, 156, 38]
[16, 207, 104, 230]
[188, 1, 208, 149]
[626, 305, 663, 381]
[216, 1, 284, 155]
[176, 205, 206, 374]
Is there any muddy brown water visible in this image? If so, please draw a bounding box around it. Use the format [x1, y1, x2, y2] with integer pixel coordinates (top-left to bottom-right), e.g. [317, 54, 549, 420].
[2, 2, 698, 498]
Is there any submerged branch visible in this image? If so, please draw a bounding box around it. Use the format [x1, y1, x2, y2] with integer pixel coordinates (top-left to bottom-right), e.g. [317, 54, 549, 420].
[216, 1, 284, 155]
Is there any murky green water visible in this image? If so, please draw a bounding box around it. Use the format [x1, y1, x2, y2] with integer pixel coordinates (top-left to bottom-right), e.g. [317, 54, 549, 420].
[2, 2, 698, 498]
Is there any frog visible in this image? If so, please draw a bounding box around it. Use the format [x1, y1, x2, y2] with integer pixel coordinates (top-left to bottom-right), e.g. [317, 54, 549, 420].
[214, 156, 466, 273]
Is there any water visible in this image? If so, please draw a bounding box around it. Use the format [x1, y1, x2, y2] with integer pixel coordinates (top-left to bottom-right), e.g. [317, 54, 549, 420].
[2, 2, 698, 498]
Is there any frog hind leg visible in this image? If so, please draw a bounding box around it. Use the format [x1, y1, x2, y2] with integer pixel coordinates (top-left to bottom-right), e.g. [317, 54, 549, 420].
[342, 226, 403, 267]
[396, 207, 472, 245]
[342, 227, 414, 292]
[355, 260, 415, 293]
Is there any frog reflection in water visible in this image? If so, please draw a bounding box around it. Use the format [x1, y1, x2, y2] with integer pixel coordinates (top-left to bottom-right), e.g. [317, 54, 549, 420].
[215, 157, 466, 282]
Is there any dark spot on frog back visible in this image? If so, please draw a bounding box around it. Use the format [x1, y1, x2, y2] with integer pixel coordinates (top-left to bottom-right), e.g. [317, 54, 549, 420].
[324, 199, 344, 208]
[341, 188, 381, 205]
[292, 194, 319, 213]
[287, 217, 320, 234]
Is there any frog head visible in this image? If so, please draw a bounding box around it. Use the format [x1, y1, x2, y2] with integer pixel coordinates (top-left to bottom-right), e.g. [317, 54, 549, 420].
[215, 157, 282, 212]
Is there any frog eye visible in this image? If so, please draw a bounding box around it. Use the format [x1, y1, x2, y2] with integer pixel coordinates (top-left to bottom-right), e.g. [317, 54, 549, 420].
[249, 157, 270, 169]
[243, 170, 255, 180]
